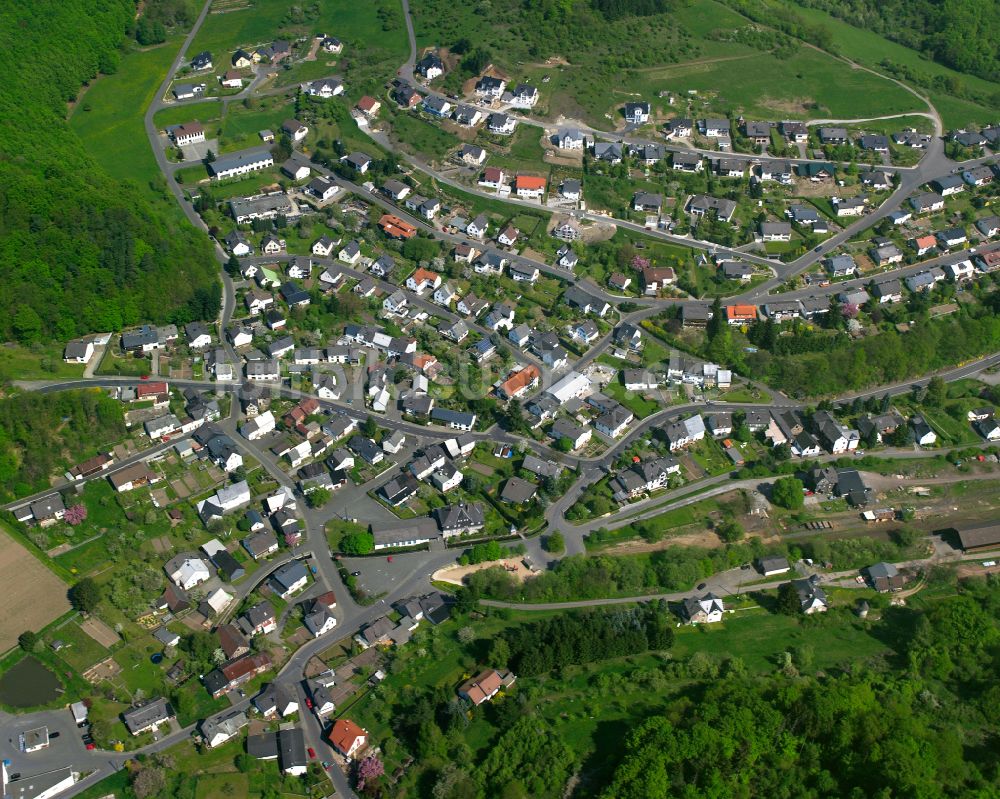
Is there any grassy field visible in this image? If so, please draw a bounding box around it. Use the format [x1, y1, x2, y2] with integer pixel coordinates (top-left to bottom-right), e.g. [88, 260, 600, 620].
[637, 45, 921, 120]
[218, 100, 295, 153]
[196, 772, 249, 799]
[389, 110, 462, 160]
[69, 38, 184, 187]
[411, 0, 920, 124]
[772, 2, 1000, 128]
[669, 606, 889, 671]
[153, 101, 224, 130]
[0, 343, 86, 382]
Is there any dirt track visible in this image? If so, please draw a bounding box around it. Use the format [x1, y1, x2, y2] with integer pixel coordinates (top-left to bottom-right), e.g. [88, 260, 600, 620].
[0, 529, 71, 653]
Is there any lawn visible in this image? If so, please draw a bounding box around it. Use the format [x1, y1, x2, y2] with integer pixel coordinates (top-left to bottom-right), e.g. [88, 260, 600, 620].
[603, 380, 663, 419]
[153, 101, 223, 130]
[772, 1, 1000, 128]
[49, 620, 111, 674]
[719, 387, 771, 403]
[0, 343, 86, 382]
[95, 341, 152, 376]
[196, 772, 249, 799]
[389, 110, 462, 161]
[218, 100, 296, 153]
[479, 123, 549, 175]
[669, 608, 889, 672]
[69, 37, 185, 189]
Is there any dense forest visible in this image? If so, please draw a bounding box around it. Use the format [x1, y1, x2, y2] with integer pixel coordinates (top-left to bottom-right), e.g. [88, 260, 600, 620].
[794, 0, 1000, 83]
[0, 0, 219, 345]
[601, 580, 1000, 798]
[0, 390, 125, 500]
[591, 0, 686, 19]
[656, 287, 1000, 398]
[356, 576, 1000, 798]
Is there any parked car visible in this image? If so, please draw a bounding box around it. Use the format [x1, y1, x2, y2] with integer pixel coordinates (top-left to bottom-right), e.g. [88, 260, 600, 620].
[308, 747, 316, 759]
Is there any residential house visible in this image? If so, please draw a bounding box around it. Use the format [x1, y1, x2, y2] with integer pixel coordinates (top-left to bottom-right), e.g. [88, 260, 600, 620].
[487, 112, 516, 135]
[328, 719, 367, 760]
[624, 101, 650, 124]
[474, 75, 506, 98]
[123, 699, 175, 736]
[515, 174, 546, 200]
[416, 52, 444, 79]
[458, 669, 516, 705]
[680, 593, 724, 624]
[791, 578, 828, 613]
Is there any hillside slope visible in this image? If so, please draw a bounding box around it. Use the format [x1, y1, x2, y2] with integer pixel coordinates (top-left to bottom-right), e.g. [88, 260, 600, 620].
[0, 0, 218, 345]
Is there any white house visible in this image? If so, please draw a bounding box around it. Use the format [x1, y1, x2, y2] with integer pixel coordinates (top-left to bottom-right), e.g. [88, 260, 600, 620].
[241, 410, 276, 440]
[166, 556, 211, 590]
[681, 593, 725, 624]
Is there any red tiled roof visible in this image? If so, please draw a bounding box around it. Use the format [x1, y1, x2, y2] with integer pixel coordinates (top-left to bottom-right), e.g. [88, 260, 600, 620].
[726, 304, 757, 320]
[329, 718, 366, 754]
[137, 381, 168, 398]
[515, 174, 546, 190]
[499, 366, 540, 398]
[379, 214, 417, 239]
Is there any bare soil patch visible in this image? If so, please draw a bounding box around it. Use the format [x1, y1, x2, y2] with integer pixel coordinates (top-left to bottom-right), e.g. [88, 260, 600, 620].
[467, 461, 495, 477]
[759, 96, 816, 115]
[80, 616, 121, 648]
[0, 529, 71, 653]
[151, 536, 172, 554]
[83, 656, 121, 684]
[433, 557, 534, 586]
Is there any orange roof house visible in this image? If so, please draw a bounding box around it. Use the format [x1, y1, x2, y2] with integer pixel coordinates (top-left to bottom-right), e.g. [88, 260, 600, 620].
[725, 304, 758, 324]
[328, 718, 368, 758]
[378, 214, 417, 239]
[497, 366, 540, 400]
[458, 669, 516, 705]
[912, 234, 937, 252]
[407, 267, 441, 291]
[515, 174, 546, 193]
[356, 96, 381, 116]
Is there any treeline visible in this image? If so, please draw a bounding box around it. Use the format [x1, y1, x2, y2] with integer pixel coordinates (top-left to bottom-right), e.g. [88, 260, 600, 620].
[601, 579, 1000, 798]
[673, 292, 1000, 398]
[794, 0, 1000, 83]
[591, 0, 687, 20]
[751, 307, 1000, 397]
[501, 605, 674, 676]
[135, 0, 197, 45]
[468, 543, 765, 602]
[715, 0, 835, 51]
[0, 390, 125, 500]
[0, 0, 219, 345]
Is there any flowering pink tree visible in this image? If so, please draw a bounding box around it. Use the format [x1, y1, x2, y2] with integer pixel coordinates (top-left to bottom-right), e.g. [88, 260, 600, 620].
[631, 256, 651, 271]
[841, 303, 859, 319]
[356, 754, 384, 791]
[64, 504, 87, 526]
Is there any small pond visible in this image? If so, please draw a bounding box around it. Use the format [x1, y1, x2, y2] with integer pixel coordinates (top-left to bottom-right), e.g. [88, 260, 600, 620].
[0, 656, 63, 707]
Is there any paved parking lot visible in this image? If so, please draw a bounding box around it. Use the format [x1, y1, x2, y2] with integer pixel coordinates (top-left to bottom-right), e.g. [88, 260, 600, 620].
[341, 546, 449, 597]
